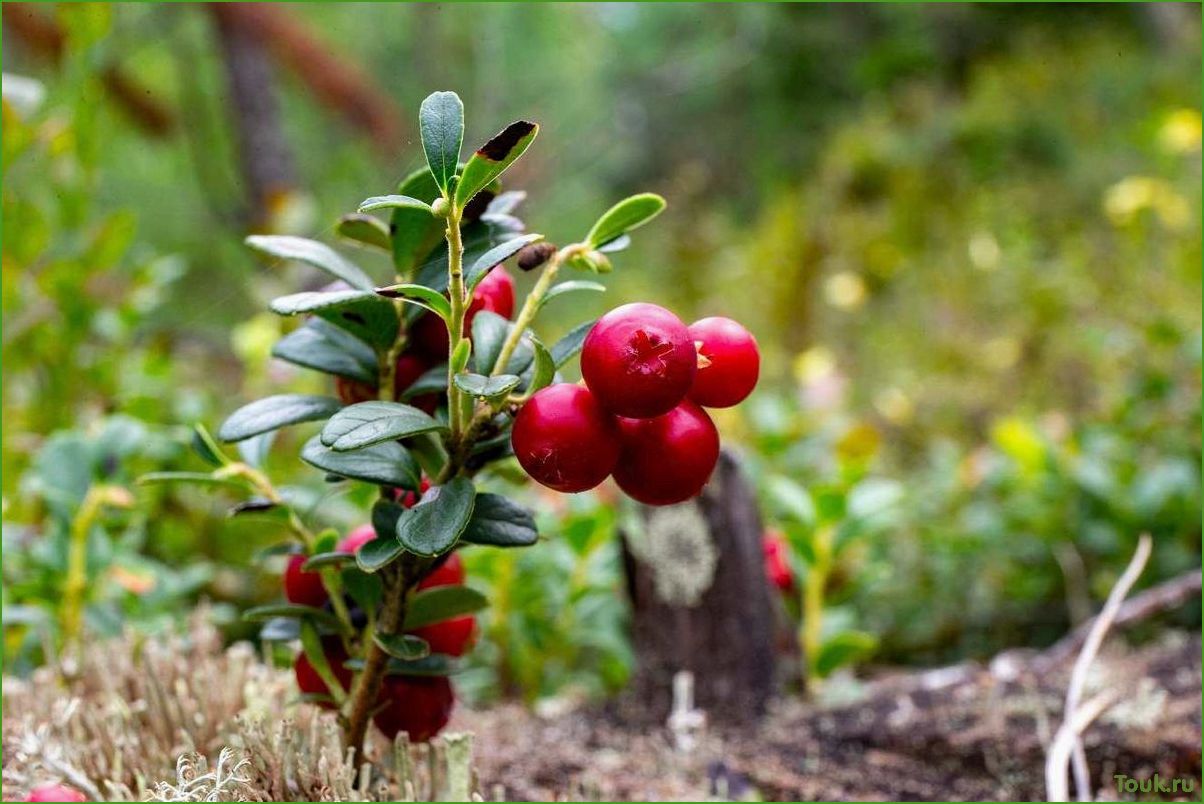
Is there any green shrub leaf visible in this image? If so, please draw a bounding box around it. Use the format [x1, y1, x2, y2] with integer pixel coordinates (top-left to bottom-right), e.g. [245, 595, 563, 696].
[320, 401, 446, 452]
[453, 373, 521, 401]
[454, 120, 538, 209]
[585, 193, 666, 248]
[466, 233, 543, 292]
[300, 435, 420, 488]
[403, 583, 488, 629]
[374, 283, 452, 321]
[395, 477, 476, 557]
[358, 194, 432, 214]
[537, 280, 605, 311]
[374, 632, 431, 660]
[336, 213, 391, 252]
[271, 319, 377, 384]
[460, 493, 538, 547]
[550, 319, 596, 368]
[245, 235, 375, 291]
[218, 394, 341, 443]
[813, 631, 878, 678]
[419, 91, 464, 194]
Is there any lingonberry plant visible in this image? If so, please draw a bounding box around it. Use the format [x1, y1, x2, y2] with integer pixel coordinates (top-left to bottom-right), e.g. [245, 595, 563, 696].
[148, 91, 758, 761]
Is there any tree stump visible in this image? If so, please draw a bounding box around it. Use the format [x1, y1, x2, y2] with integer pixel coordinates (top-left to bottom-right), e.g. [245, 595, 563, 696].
[620, 450, 776, 725]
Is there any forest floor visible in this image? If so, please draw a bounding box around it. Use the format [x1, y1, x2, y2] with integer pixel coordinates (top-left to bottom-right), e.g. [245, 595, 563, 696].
[2, 618, 1199, 802]
[467, 631, 1201, 801]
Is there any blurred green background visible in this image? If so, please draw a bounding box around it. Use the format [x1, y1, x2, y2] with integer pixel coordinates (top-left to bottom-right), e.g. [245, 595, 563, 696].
[3, 3, 1200, 701]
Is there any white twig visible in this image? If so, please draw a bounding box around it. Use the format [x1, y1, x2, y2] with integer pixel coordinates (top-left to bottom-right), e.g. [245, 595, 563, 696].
[1045, 533, 1152, 803]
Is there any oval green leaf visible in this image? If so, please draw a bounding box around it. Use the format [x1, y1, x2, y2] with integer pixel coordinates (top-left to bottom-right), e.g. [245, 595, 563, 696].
[320, 401, 446, 452]
[246, 234, 375, 291]
[337, 213, 391, 252]
[403, 583, 488, 629]
[395, 477, 475, 557]
[454, 120, 539, 209]
[219, 394, 341, 443]
[300, 435, 421, 488]
[419, 91, 464, 194]
[460, 493, 538, 547]
[374, 632, 430, 660]
[585, 193, 666, 249]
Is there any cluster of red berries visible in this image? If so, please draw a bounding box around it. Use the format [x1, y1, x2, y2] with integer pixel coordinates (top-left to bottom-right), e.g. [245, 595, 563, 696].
[762, 529, 795, 592]
[335, 266, 516, 406]
[512, 304, 759, 506]
[284, 480, 472, 742]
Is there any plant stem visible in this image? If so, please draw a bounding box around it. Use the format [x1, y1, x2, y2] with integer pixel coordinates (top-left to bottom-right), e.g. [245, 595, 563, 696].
[801, 524, 832, 691]
[61, 485, 132, 650]
[445, 210, 467, 438]
[490, 248, 568, 376]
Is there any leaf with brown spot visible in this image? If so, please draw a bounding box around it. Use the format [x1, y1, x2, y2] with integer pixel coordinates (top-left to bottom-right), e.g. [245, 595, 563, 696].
[454, 120, 538, 210]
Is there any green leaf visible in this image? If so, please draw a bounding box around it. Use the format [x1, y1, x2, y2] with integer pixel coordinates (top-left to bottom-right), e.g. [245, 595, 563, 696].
[470, 311, 510, 374]
[419, 91, 464, 194]
[237, 430, 276, 468]
[272, 319, 377, 384]
[191, 423, 229, 466]
[357, 531, 404, 572]
[374, 283, 452, 321]
[301, 551, 355, 571]
[301, 620, 347, 702]
[454, 120, 539, 209]
[766, 476, 817, 527]
[268, 289, 374, 315]
[395, 477, 475, 557]
[343, 564, 383, 610]
[314, 528, 339, 554]
[597, 233, 630, 253]
[550, 319, 596, 368]
[391, 168, 446, 275]
[450, 338, 472, 374]
[813, 631, 878, 678]
[537, 280, 605, 311]
[374, 632, 430, 660]
[245, 235, 375, 291]
[585, 193, 666, 248]
[337, 213, 391, 252]
[403, 583, 488, 629]
[383, 655, 461, 677]
[218, 394, 341, 442]
[320, 401, 446, 452]
[460, 493, 538, 547]
[244, 603, 342, 631]
[401, 365, 448, 400]
[453, 373, 521, 401]
[300, 435, 420, 488]
[358, 194, 432, 214]
[466, 233, 543, 292]
[525, 338, 555, 396]
[137, 471, 247, 489]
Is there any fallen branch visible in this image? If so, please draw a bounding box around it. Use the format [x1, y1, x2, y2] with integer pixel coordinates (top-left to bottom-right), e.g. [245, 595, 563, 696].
[1045, 533, 1152, 803]
[1037, 565, 1201, 672]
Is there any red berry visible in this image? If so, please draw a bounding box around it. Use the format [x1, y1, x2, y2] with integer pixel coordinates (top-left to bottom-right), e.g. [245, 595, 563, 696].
[511, 384, 621, 493]
[25, 785, 86, 802]
[687, 316, 760, 408]
[284, 553, 328, 607]
[613, 400, 719, 506]
[762, 529, 794, 591]
[335, 375, 376, 405]
[411, 615, 475, 657]
[581, 303, 696, 418]
[373, 675, 454, 742]
[293, 640, 352, 709]
[419, 551, 465, 589]
[412, 266, 516, 361]
[338, 523, 377, 555]
[394, 476, 433, 509]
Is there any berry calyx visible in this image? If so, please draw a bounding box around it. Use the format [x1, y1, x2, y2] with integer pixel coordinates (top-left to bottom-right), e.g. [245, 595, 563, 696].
[687, 316, 760, 408]
[283, 553, 328, 607]
[581, 302, 696, 418]
[372, 675, 455, 742]
[612, 399, 719, 506]
[511, 384, 621, 492]
[293, 639, 352, 709]
[762, 529, 794, 591]
[412, 266, 516, 361]
[25, 785, 87, 802]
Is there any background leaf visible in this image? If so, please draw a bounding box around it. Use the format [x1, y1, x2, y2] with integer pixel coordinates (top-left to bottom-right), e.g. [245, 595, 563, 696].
[585, 193, 666, 248]
[245, 235, 375, 291]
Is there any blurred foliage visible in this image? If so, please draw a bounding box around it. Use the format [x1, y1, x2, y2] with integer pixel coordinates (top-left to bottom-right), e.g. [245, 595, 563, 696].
[2, 4, 1199, 690]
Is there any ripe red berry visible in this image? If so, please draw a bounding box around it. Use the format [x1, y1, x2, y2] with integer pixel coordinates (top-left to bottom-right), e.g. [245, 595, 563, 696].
[284, 553, 328, 607]
[25, 785, 87, 802]
[418, 551, 465, 589]
[687, 316, 760, 408]
[762, 529, 794, 591]
[411, 615, 475, 657]
[511, 384, 621, 492]
[394, 476, 433, 510]
[581, 302, 696, 418]
[412, 266, 516, 361]
[293, 640, 352, 709]
[613, 399, 719, 506]
[372, 675, 455, 742]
